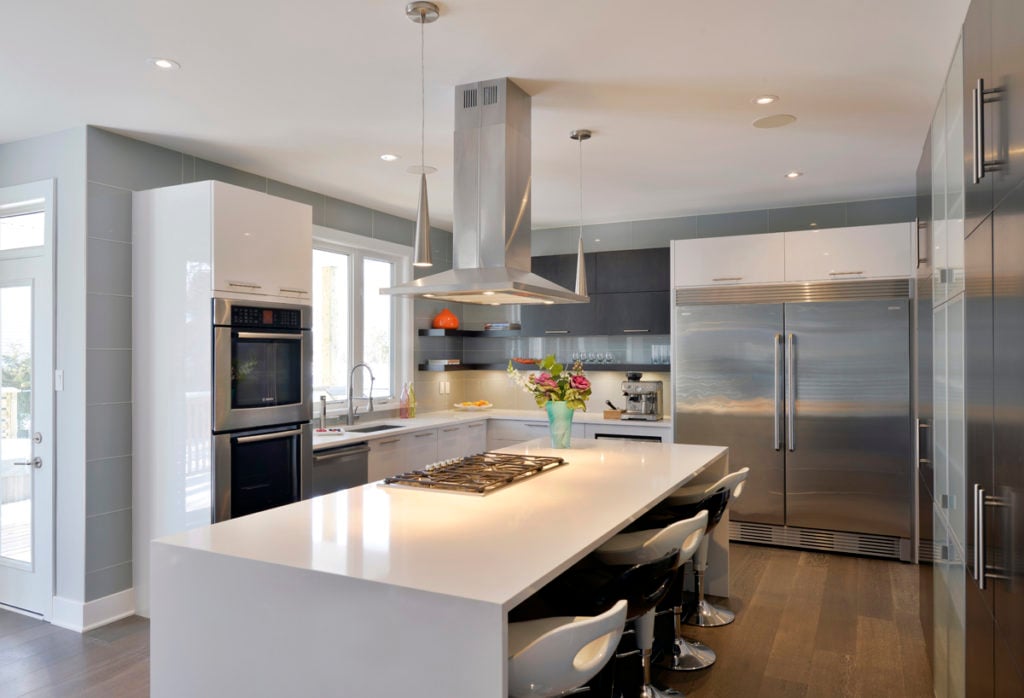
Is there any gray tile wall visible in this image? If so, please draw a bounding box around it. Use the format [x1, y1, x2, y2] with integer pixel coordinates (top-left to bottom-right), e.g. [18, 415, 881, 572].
[83, 126, 444, 601]
[531, 196, 916, 255]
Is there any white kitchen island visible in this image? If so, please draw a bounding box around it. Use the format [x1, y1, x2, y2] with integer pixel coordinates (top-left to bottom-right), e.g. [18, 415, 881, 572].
[151, 439, 729, 698]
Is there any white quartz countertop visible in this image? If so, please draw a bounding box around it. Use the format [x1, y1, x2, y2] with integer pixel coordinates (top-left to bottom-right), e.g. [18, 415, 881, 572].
[156, 438, 725, 610]
[312, 408, 672, 449]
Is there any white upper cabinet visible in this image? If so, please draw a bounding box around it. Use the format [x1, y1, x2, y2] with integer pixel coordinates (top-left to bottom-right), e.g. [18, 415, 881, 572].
[671, 233, 785, 287]
[784, 223, 913, 282]
[211, 181, 312, 300]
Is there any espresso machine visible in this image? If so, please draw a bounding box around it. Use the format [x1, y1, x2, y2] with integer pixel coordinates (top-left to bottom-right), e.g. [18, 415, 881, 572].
[621, 372, 663, 421]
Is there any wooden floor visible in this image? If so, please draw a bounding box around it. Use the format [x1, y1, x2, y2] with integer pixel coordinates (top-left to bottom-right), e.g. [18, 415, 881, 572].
[0, 543, 930, 697]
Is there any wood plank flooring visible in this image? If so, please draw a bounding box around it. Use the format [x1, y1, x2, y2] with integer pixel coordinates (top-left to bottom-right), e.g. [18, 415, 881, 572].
[0, 544, 930, 697]
[659, 544, 932, 697]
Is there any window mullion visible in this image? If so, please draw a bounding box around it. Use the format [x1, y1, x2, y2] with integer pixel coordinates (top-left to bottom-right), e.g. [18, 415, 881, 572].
[350, 250, 364, 398]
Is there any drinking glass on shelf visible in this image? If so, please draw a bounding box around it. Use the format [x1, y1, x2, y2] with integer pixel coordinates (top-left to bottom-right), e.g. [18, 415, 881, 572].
[604, 352, 614, 364]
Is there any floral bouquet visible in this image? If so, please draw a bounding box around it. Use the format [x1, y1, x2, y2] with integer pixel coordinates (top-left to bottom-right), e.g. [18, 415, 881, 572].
[507, 354, 592, 411]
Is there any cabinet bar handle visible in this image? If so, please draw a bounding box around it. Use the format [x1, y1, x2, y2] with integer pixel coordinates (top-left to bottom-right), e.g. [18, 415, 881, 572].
[786, 333, 795, 452]
[975, 484, 984, 588]
[442, 427, 460, 432]
[228, 281, 262, 289]
[545, 330, 570, 334]
[828, 271, 864, 276]
[974, 78, 1006, 183]
[622, 329, 650, 333]
[468, 423, 484, 428]
[414, 432, 434, 438]
[379, 438, 401, 445]
[526, 423, 547, 428]
[279, 287, 309, 295]
[712, 277, 742, 282]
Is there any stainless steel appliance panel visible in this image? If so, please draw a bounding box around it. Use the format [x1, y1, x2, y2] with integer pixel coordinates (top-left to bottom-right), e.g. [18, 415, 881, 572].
[212, 298, 312, 432]
[674, 303, 786, 525]
[311, 442, 370, 497]
[213, 422, 312, 522]
[783, 300, 912, 537]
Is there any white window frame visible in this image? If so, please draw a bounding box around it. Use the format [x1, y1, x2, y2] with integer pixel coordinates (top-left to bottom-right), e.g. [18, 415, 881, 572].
[312, 225, 412, 415]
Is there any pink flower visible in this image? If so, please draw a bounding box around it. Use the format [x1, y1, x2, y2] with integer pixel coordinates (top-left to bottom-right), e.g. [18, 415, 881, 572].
[534, 373, 557, 388]
[570, 375, 591, 391]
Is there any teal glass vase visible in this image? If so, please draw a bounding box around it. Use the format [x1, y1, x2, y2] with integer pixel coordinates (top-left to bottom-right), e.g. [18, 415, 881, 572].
[545, 400, 574, 449]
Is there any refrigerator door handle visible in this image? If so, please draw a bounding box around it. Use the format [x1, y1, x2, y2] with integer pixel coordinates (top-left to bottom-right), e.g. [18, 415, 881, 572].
[786, 333, 795, 451]
[773, 333, 782, 450]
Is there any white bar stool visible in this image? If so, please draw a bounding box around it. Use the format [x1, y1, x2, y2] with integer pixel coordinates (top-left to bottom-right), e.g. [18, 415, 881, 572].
[507, 598, 628, 698]
[595, 510, 708, 698]
[664, 467, 750, 628]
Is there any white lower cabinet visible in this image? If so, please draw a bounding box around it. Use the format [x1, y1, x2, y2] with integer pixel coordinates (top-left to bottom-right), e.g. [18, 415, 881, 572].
[582, 423, 667, 441]
[368, 430, 438, 482]
[487, 419, 584, 450]
[436, 421, 487, 460]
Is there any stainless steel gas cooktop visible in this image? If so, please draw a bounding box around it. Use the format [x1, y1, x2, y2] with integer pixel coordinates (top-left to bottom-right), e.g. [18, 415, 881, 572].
[382, 452, 567, 495]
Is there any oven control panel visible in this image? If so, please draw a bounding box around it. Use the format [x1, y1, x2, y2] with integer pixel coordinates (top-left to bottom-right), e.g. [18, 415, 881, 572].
[231, 305, 303, 329]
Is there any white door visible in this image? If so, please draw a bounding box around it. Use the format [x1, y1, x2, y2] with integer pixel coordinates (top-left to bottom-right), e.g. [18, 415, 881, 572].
[0, 180, 54, 619]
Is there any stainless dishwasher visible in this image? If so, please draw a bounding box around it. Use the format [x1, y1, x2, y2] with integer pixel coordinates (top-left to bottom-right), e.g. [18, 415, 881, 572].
[311, 442, 370, 496]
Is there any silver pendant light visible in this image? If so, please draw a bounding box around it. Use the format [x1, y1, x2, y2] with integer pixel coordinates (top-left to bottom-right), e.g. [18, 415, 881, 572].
[406, 2, 439, 267]
[570, 129, 592, 297]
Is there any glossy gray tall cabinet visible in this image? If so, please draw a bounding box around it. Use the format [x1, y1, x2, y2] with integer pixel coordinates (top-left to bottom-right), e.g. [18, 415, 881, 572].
[921, 0, 1024, 693]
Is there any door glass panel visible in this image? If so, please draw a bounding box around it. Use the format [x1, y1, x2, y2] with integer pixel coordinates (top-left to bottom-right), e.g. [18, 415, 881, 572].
[231, 335, 302, 409]
[0, 211, 44, 251]
[362, 258, 393, 397]
[312, 249, 350, 399]
[0, 284, 32, 564]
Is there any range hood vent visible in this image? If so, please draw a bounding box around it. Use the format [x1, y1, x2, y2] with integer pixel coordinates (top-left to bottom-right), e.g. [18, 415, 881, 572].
[384, 78, 588, 306]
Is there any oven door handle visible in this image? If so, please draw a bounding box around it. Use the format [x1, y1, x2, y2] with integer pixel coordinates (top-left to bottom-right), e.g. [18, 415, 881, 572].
[235, 428, 304, 444]
[236, 331, 303, 341]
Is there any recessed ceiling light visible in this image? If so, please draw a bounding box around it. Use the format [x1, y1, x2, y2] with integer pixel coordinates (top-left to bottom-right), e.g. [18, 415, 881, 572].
[785, 171, 803, 179]
[593, 238, 601, 242]
[482, 291, 495, 296]
[753, 114, 797, 129]
[380, 154, 400, 162]
[753, 95, 779, 105]
[543, 301, 555, 305]
[490, 302, 500, 306]
[147, 57, 180, 70]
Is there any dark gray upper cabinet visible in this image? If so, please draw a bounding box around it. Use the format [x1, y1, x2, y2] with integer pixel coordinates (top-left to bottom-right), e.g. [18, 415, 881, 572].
[592, 248, 670, 293]
[964, 0, 993, 237]
[521, 248, 670, 336]
[991, 0, 1024, 210]
[597, 291, 671, 335]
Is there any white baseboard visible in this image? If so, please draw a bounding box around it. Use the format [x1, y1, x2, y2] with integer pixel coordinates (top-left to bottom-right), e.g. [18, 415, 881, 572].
[51, 588, 135, 633]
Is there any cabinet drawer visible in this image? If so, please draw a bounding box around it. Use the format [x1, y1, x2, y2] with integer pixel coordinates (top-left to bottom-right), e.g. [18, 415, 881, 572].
[487, 419, 584, 443]
[672, 233, 785, 287]
[784, 223, 913, 282]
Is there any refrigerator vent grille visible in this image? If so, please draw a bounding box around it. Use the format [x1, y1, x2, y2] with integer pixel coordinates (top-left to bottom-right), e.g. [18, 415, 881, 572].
[462, 88, 478, 109]
[729, 521, 903, 560]
[675, 279, 912, 305]
[918, 539, 944, 563]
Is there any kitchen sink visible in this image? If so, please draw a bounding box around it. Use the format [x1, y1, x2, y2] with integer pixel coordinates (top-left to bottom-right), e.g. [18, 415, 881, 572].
[347, 424, 403, 433]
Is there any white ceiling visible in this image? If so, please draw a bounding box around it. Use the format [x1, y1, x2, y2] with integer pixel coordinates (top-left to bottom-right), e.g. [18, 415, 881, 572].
[2, 0, 968, 230]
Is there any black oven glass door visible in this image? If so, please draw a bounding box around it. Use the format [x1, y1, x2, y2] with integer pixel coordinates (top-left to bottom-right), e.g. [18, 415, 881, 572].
[214, 326, 312, 432]
[233, 331, 303, 409]
[214, 423, 311, 522]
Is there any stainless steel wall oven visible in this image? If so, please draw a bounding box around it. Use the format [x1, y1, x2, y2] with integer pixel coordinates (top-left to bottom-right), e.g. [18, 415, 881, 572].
[212, 298, 313, 522]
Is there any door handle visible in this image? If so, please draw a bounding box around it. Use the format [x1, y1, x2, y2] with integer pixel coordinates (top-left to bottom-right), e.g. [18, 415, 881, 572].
[973, 78, 1005, 183]
[773, 333, 782, 451]
[235, 428, 303, 444]
[786, 333, 795, 451]
[236, 332, 303, 341]
[14, 457, 42, 469]
[976, 484, 1012, 589]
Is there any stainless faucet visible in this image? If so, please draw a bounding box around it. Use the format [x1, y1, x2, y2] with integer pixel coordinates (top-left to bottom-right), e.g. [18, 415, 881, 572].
[346, 363, 376, 425]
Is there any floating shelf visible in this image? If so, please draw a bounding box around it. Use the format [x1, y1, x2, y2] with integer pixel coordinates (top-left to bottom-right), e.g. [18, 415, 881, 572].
[418, 328, 521, 338]
[418, 362, 668, 373]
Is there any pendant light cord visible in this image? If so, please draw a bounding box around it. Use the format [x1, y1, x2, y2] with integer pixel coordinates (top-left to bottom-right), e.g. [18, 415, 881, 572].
[420, 16, 425, 170]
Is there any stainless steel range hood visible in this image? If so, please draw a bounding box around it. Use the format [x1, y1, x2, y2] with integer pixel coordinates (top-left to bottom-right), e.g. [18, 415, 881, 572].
[383, 78, 588, 305]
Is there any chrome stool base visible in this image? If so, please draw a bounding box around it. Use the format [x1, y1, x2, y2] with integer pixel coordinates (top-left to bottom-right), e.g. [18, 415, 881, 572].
[641, 683, 683, 698]
[661, 635, 717, 671]
[685, 598, 735, 628]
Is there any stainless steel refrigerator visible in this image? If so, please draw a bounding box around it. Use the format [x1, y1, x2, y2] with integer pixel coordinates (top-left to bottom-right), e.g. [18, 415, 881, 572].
[673, 281, 913, 548]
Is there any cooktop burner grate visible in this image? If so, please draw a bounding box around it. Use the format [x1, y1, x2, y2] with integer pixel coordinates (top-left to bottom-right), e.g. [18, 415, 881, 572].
[382, 452, 567, 495]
